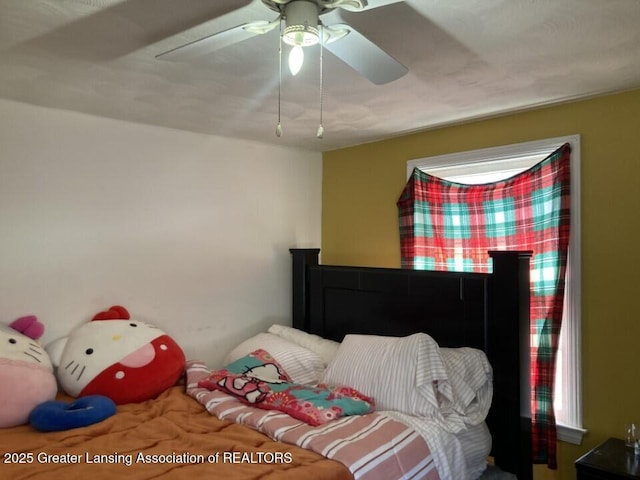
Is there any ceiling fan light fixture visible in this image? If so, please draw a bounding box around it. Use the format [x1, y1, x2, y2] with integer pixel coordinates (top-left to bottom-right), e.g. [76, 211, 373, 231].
[282, 24, 319, 47]
[282, 1, 320, 47]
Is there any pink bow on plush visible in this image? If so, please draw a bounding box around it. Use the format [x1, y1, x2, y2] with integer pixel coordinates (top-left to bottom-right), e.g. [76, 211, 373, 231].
[9, 315, 44, 340]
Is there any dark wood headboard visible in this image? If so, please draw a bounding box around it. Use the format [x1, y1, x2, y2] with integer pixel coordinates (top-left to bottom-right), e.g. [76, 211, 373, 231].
[290, 249, 533, 480]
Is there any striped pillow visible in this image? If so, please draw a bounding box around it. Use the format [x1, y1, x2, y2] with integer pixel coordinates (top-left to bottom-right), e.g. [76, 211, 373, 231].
[322, 333, 451, 418]
[267, 324, 340, 366]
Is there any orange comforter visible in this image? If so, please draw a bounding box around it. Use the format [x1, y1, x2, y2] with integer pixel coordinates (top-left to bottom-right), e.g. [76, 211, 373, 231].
[0, 386, 352, 480]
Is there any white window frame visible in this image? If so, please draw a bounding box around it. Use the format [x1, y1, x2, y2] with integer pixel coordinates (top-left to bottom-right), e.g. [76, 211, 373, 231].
[407, 135, 585, 444]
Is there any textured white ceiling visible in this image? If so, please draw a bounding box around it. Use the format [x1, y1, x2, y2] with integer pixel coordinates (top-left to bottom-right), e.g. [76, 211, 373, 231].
[1, 0, 639, 152]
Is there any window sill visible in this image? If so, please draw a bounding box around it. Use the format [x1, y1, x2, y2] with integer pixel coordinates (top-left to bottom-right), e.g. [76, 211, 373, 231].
[557, 423, 587, 445]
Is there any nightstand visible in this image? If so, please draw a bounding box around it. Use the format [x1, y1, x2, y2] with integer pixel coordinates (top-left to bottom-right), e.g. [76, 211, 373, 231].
[576, 437, 640, 479]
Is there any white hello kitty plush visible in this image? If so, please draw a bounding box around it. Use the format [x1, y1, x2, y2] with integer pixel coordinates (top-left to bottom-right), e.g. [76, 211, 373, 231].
[47, 306, 185, 405]
[0, 316, 57, 427]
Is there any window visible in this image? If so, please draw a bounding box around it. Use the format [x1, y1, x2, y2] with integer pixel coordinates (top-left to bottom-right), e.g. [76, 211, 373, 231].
[407, 135, 585, 444]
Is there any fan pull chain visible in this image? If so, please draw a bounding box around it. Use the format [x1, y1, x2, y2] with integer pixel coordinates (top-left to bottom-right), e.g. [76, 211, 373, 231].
[317, 25, 324, 139]
[276, 20, 283, 137]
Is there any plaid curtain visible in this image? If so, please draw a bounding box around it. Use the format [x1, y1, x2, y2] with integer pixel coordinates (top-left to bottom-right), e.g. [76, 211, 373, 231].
[397, 143, 571, 467]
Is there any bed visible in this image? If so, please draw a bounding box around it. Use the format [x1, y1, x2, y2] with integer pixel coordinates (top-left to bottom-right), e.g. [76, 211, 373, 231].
[0, 249, 533, 480]
[290, 249, 533, 480]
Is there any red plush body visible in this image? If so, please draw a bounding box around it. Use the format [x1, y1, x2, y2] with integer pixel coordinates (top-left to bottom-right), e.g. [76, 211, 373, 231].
[79, 335, 185, 404]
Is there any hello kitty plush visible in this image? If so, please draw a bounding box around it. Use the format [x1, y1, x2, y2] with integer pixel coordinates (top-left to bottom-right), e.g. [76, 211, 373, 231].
[46, 306, 185, 405]
[216, 362, 288, 404]
[0, 316, 57, 428]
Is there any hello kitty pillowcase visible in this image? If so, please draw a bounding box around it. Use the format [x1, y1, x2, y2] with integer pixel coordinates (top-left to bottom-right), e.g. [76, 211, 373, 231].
[224, 332, 325, 385]
[197, 349, 374, 426]
[46, 306, 186, 405]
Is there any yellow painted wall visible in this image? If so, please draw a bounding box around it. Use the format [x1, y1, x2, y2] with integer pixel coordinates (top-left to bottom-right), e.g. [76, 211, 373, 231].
[322, 89, 640, 480]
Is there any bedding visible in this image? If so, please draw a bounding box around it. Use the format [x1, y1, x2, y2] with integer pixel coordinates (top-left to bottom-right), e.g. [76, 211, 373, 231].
[187, 361, 441, 480]
[323, 333, 445, 418]
[384, 411, 491, 480]
[323, 333, 493, 433]
[0, 384, 352, 480]
[456, 422, 492, 479]
[198, 349, 375, 425]
[439, 347, 493, 427]
[216, 329, 493, 478]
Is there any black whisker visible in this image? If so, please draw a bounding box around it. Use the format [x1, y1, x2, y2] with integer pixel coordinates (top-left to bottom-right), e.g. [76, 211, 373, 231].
[23, 352, 41, 363]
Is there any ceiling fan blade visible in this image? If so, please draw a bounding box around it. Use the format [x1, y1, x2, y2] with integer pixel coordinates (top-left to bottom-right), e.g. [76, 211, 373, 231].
[9, 0, 257, 61]
[322, 0, 367, 11]
[323, 23, 407, 84]
[337, 0, 405, 12]
[155, 0, 275, 62]
[156, 19, 277, 61]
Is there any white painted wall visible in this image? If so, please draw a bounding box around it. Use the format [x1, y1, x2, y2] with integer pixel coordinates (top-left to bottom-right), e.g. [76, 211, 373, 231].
[0, 99, 322, 368]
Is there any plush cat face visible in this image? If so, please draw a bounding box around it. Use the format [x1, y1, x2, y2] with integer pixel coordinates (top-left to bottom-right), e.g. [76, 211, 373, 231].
[0, 316, 57, 428]
[47, 306, 185, 404]
[0, 322, 52, 370]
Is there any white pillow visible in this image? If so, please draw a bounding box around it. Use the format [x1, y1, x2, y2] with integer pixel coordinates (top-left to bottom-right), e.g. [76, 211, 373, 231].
[322, 333, 451, 419]
[268, 324, 340, 366]
[224, 332, 325, 385]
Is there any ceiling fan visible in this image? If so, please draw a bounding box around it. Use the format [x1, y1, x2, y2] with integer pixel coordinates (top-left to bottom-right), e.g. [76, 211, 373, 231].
[156, 0, 408, 85]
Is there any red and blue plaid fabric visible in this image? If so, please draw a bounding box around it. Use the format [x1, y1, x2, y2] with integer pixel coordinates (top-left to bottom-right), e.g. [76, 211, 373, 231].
[397, 143, 571, 468]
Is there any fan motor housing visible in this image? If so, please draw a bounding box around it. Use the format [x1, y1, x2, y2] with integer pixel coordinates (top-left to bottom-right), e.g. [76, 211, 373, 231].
[282, 1, 320, 46]
[262, 0, 333, 17]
